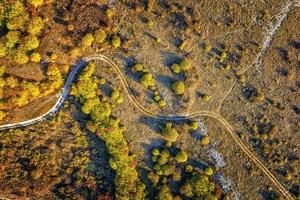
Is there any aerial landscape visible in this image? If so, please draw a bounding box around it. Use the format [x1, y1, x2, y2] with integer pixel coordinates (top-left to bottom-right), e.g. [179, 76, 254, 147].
[0, 0, 299, 200]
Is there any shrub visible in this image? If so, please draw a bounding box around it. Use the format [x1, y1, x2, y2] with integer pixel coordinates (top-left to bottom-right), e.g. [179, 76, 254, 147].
[94, 28, 106, 43]
[200, 135, 210, 146]
[171, 81, 185, 95]
[179, 58, 191, 71]
[172, 170, 181, 181]
[0, 43, 6, 57]
[27, 0, 44, 8]
[140, 73, 155, 88]
[106, 8, 114, 18]
[70, 47, 81, 58]
[132, 63, 144, 72]
[81, 33, 94, 48]
[27, 16, 44, 35]
[115, 96, 123, 104]
[99, 78, 106, 85]
[91, 103, 111, 122]
[82, 97, 101, 114]
[15, 50, 29, 64]
[185, 165, 193, 173]
[171, 63, 182, 74]
[161, 123, 179, 142]
[204, 167, 214, 176]
[30, 52, 41, 62]
[180, 174, 216, 198]
[152, 148, 160, 156]
[112, 35, 121, 48]
[189, 121, 198, 130]
[179, 40, 187, 50]
[22, 35, 39, 50]
[175, 150, 188, 163]
[147, 172, 159, 186]
[202, 94, 210, 102]
[0, 111, 6, 121]
[154, 95, 161, 102]
[6, 77, 18, 88]
[158, 156, 168, 165]
[158, 99, 166, 107]
[161, 164, 175, 176]
[156, 185, 173, 200]
[111, 90, 120, 100]
[0, 66, 4, 76]
[5, 31, 21, 48]
[147, 19, 154, 28]
[160, 149, 170, 158]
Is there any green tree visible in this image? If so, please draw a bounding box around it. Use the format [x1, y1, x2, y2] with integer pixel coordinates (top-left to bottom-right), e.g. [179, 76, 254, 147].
[140, 73, 155, 88]
[27, 0, 44, 7]
[112, 35, 121, 48]
[161, 122, 179, 142]
[94, 28, 106, 43]
[81, 33, 94, 48]
[175, 150, 188, 163]
[27, 16, 44, 35]
[156, 185, 173, 200]
[171, 81, 185, 95]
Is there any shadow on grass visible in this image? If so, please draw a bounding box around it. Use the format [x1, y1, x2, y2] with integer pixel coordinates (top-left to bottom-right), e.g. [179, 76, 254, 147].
[52, 97, 115, 199]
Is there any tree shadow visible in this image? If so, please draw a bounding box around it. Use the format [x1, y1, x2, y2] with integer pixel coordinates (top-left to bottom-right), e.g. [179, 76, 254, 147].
[52, 98, 115, 200]
[115, 54, 141, 83]
[160, 51, 181, 67]
[155, 74, 175, 92]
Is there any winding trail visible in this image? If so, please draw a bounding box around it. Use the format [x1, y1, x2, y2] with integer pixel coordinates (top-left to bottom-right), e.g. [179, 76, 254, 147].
[0, 54, 295, 200]
[1, 1, 299, 199]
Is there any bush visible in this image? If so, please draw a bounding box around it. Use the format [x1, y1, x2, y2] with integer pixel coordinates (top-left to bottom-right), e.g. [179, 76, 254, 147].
[132, 63, 144, 72]
[179, 58, 191, 71]
[156, 185, 173, 200]
[30, 52, 41, 62]
[185, 165, 193, 173]
[28, 0, 44, 7]
[0, 43, 6, 57]
[204, 167, 214, 176]
[70, 47, 81, 58]
[0, 111, 6, 121]
[161, 164, 175, 176]
[147, 172, 159, 186]
[189, 121, 198, 130]
[158, 156, 168, 165]
[81, 33, 94, 48]
[106, 8, 114, 18]
[161, 123, 179, 142]
[171, 63, 182, 74]
[5, 31, 21, 48]
[22, 35, 39, 50]
[140, 73, 155, 88]
[200, 135, 210, 146]
[94, 28, 106, 43]
[152, 148, 160, 156]
[175, 150, 188, 163]
[158, 99, 166, 107]
[202, 94, 210, 102]
[27, 16, 44, 35]
[111, 90, 120, 100]
[112, 35, 121, 48]
[15, 50, 29, 64]
[171, 81, 185, 95]
[160, 149, 170, 158]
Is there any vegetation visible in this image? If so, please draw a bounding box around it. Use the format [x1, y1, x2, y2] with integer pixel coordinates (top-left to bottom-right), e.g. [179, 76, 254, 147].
[112, 35, 121, 48]
[175, 150, 188, 163]
[161, 122, 179, 142]
[70, 63, 147, 200]
[171, 81, 185, 95]
[0, 0, 44, 64]
[140, 73, 155, 88]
